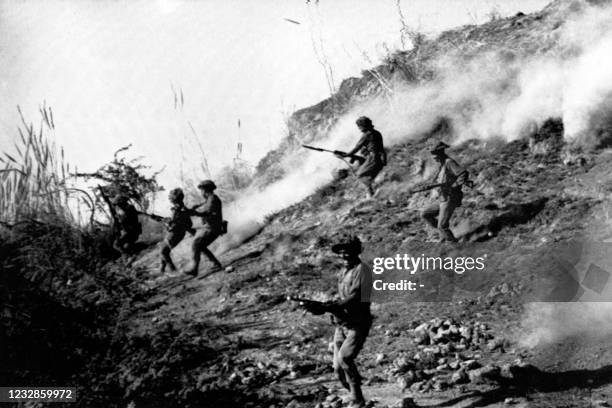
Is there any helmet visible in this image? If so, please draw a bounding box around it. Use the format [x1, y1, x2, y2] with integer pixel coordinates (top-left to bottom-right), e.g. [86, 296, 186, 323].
[169, 188, 184, 203]
[355, 116, 373, 129]
[197, 180, 217, 191]
[331, 234, 362, 255]
[112, 194, 129, 205]
[430, 141, 450, 154]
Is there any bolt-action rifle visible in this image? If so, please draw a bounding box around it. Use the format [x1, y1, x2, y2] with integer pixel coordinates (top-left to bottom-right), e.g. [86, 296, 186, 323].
[302, 144, 366, 165]
[286, 295, 349, 321]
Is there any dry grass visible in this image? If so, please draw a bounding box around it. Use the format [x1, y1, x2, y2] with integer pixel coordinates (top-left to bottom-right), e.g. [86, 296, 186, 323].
[0, 106, 91, 229]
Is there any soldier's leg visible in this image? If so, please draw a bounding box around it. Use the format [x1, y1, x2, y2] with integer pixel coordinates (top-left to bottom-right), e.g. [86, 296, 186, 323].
[337, 326, 370, 405]
[437, 200, 459, 242]
[160, 242, 176, 272]
[188, 234, 204, 276]
[421, 203, 440, 229]
[202, 247, 222, 269]
[333, 327, 351, 391]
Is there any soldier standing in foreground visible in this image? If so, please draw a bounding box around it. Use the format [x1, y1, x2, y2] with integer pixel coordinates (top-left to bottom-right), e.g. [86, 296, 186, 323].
[300, 235, 372, 408]
[111, 194, 142, 255]
[185, 180, 223, 276]
[420, 141, 469, 242]
[336, 116, 387, 198]
[160, 188, 195, 273]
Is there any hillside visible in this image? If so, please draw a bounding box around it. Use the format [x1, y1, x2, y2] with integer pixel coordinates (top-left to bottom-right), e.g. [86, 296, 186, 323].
[4, 0, 612, 407]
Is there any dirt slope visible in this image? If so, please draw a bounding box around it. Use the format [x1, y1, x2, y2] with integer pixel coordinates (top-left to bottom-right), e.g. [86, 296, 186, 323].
[115, 120, 612, 408]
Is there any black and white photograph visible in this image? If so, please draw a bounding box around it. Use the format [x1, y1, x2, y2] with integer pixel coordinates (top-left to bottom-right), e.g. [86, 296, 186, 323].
[2, 0, 612, 407]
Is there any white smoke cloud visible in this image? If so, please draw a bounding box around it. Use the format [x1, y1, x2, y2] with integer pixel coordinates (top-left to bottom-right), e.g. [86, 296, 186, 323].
[215, 0, 612, 254]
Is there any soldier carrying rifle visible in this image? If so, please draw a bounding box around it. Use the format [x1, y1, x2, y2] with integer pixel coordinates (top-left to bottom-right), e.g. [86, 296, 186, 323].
[159, 188, 195, 273]
[335, 116, 387, 198]
[109, 194, 142, 255]
[185, 180, 224, 277]
[291, 235, 372, 408]
[415, 141, 471, 243]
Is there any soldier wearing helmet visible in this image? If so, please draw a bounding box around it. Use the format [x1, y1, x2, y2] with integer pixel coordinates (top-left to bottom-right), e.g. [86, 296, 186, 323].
[185, 180, 223, 276]
[303, 234, 372, 408]
[111, 194, 142, 255]
[336, 116, 387, 198]
[160, 188, 195, 273]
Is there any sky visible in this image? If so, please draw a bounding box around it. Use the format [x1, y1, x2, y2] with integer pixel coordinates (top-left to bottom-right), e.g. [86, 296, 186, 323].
[0, 0, 550, 190]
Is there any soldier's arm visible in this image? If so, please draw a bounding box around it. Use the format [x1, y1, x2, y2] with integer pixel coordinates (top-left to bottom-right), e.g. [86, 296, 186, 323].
[346, 134, 368, 157]
[447, 159, 468, 187]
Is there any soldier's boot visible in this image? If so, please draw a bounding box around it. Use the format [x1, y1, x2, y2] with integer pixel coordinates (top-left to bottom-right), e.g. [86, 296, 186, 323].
[440, 227, 458, 243]
[202, 248, 223, 271]
[185, 252, 200, 277]
[348, 383, 366, 408]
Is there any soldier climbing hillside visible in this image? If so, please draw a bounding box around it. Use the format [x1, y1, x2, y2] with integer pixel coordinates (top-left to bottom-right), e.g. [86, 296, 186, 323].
[159, 188, 195, 273]
[417, 141, 471, 243]
[185, 180, 224, 276]
[336, 116, 387, 198]
[111, 194, 142, 255]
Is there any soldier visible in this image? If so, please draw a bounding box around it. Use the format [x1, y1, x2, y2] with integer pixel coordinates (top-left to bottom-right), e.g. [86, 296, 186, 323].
[112, 194, 142, 255]
[337, 116, 387, 197]
[303, 235, 372, 408]
[160, 188, 195, 273]
[420, 141, 469, 242]
[185, 180, 223, 276]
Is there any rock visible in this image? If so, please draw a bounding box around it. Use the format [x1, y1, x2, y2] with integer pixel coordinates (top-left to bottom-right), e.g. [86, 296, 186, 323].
[487, 337, 505, 352]
[410, 381, 424, 392]
[503, 397, 529, 405]
[451, 369, 470, 384]
[225, 266, 235, 272]
[592, 400, 611, 408]
[395, 397, 418, 408]
[461, 359, 480, 370]
[375, 353, 386, 364]
[468, 364, 501, 384]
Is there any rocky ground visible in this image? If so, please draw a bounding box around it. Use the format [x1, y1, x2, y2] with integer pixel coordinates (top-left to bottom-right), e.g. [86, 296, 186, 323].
[109, 122, 612, 408]
[5, 1, 612, 406]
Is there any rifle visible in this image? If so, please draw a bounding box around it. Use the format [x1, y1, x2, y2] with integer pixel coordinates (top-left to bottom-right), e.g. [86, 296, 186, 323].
[408, 182, 446, 195]
[139, 212, 167, 223]
[302, 144, 366, 165]
[287, 295, 347, 320]
[98, 185, 120, 235]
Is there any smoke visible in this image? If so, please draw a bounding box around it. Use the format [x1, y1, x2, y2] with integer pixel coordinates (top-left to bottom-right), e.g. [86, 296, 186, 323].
[215, 0, 612, 254]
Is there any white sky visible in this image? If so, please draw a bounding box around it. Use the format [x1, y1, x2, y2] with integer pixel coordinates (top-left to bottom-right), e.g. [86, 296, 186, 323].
[0, 0, 550, 188]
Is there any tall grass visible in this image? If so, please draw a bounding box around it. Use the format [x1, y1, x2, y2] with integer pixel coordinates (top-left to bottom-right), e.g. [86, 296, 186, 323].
[0, 106, 90, 228]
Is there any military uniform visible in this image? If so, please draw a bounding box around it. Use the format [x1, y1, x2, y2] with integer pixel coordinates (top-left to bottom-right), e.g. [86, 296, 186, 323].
[348, 129, 386, 195]
[187, 181, 223, 276]
[160, 202, 193, 272]
[421, 155, 468, 242]
[332, 262, 372, 406]
[114, 203, 141, 253]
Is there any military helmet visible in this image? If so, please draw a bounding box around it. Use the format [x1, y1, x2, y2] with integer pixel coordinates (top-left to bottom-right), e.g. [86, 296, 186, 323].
[356, 116, 373, 129]
[197, 180, 217, 191]
[169, 188, 184, 202]
[331, 234, 362, 255]
[430, 141, 450, 154]
[112, 194, 129, 205]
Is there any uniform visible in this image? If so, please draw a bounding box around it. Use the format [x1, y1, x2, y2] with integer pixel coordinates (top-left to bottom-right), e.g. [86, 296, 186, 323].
[160, 203, 193, 272]
[114, 204, 141, 253]
[189, 193, 223, 273]
[332, 262, 372, 405]
[421, 156, 468, 242]
[348, 129, 386, 194]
